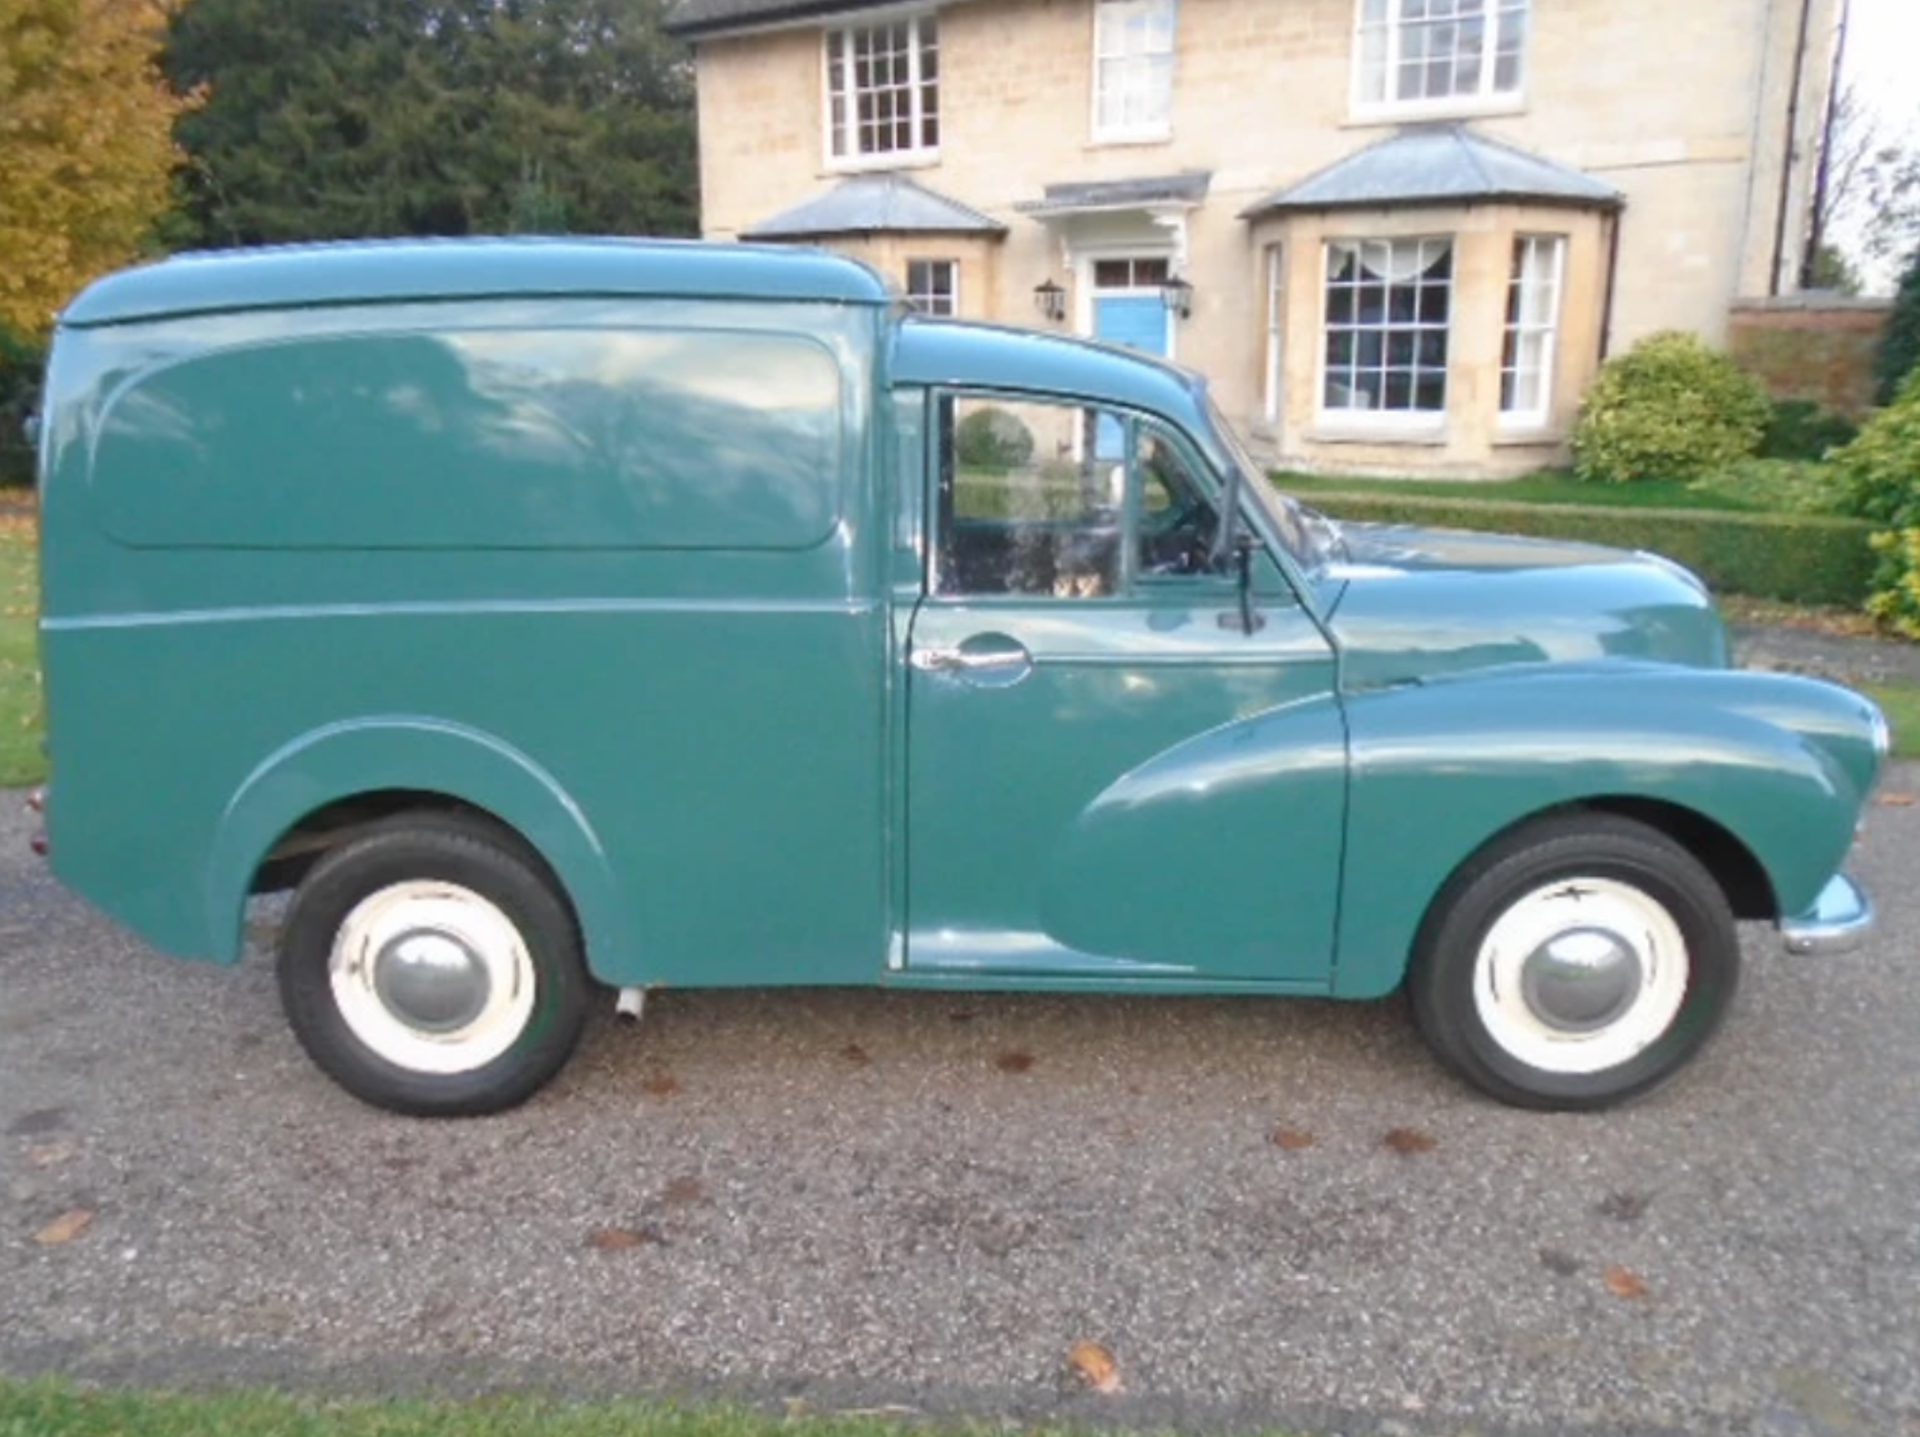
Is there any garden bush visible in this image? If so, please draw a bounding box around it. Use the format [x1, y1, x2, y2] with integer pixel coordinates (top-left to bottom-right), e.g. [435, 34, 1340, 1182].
[1757, 398, 1859, 462]
[1832, 368, 1920, 636]
[954, 405, 1034, 470]
[1571, 331, 1771, 484]
[0, 328, 43, 487]
[1295, 489, 1875, 607]
[1875, 245, 1920, 407]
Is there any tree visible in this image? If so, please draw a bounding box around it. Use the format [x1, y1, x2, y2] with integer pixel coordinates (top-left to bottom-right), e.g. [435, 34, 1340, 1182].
[1877, 245, 1920, 406]
[164, 0, 698, 247]
[0, 0, 192, 337]
[1815, 84, 1920, 280]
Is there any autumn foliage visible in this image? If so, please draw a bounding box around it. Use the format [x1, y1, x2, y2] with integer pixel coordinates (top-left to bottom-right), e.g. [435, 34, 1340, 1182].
[0, 0, 192, 338]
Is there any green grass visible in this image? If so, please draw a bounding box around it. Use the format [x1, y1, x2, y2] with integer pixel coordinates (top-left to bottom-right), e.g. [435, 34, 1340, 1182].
[1867, 682, 1920, 761]
[0, 1380, 1267, 1437]
[0, 507, 43, 787]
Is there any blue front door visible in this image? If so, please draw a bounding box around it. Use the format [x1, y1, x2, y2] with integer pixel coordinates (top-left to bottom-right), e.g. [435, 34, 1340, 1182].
[1093, 294, 1167, 456]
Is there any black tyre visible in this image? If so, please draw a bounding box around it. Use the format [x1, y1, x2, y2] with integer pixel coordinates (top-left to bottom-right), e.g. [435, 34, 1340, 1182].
[278, 812, 590, 1117]
[1409, 812, 1739, 1111]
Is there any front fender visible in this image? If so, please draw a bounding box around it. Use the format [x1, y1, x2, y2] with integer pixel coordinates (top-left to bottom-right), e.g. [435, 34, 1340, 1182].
[206, 716, 634, 978]
[1333, 664, 1877, 999]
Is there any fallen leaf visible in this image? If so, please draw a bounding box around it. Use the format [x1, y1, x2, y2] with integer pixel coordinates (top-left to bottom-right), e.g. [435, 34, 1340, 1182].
[1602, 1265, 1649, 1300]
[1539, 1247, 1581, 1277]
[661, 1176, 705, 1205]
[1382, 1127, 1437, 1156]
[587, 1225, 660, 1251]
[640, 1069, 680, 1098]
[1067, 1340, 1123, 1394]
[995, 1050, 1035, 1074]
[34, 1209, 93, 1245]
[24, 1140, 75, 1169]
[840, 1042, 871, 1066]
[1270, 1127, 1316, 1150]
[1878, 792, 1915, 808]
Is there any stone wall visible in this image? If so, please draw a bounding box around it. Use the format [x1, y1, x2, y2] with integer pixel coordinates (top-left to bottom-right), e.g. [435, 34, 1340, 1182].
[1729, 297, 1893, 417]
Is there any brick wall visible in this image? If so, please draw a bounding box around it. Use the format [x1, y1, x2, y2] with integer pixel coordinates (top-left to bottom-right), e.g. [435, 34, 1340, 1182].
[1729, 297, 1893, 417]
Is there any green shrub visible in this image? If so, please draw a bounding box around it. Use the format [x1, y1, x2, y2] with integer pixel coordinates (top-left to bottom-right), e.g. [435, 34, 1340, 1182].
[954, 406, 1034, 470]
[1571, 331, 1771, 484]
[1757, 399, 1859, 461]
[0, 327, 43, 488]
[1292, 488, 1876, 607]
[1876, 245, 1920, 407]
[1832, 368, 1920, 635]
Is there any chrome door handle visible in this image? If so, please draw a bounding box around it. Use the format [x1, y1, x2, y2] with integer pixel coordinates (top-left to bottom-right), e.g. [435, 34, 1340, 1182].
[911, 647, 1026, 673]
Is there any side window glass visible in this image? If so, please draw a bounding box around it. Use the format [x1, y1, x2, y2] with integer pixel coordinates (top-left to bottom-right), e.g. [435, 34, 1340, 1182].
[1135, 423, 1221, 579]
[937, 395, 1125, 598]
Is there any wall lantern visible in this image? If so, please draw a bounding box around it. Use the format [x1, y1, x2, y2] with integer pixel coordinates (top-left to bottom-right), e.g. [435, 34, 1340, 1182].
[1032, 278, 1067, 324]
[1161, 274, 1194, 321]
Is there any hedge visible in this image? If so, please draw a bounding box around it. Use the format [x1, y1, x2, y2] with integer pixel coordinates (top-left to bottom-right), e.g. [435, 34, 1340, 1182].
[1295, 490, 1876, 607]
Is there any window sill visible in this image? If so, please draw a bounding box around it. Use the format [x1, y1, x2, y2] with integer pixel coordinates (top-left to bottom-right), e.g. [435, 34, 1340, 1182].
[822, 150, 941, 176]
[1307, 421, 1449, 448]
[1086, 128, 1173, 150]
[1491, 427, 1567, 448]
[1342, 93, 1527, 130]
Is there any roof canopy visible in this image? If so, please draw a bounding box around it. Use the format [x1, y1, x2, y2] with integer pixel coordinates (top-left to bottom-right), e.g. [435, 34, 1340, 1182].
[1241, 126, 1621, 217]
[742, 173, 1007, 241]
[666, 0, 977, 37]
[1016, 171, 1213, 219]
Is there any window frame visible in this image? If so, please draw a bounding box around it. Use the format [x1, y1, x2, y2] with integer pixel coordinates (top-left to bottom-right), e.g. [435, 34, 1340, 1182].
[927, 389, 1234, 603]
[822, 10, 941, 171]
[1261, 243, 1286, 429]
[1089, 0, 1178, 145]
[1315, 236, 1454, 432]
[905, 258, 960, 316]
[1349, 0, 1530, 123]
[1498, 233, 1567, 431]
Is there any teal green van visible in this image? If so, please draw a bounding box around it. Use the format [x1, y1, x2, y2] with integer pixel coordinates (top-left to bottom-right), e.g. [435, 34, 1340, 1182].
[35, 238, 1884, 1116]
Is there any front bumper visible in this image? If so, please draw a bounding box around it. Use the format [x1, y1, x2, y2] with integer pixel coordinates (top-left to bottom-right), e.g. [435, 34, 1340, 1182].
[1781, 873, 1874, 956]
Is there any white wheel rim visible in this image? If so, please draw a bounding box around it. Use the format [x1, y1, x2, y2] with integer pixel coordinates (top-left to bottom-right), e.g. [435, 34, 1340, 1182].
[328, 880, 536, 1075]
[1472, 877, 1690, 1077]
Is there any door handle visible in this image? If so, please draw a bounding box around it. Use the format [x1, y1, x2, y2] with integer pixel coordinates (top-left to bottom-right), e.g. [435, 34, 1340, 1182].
[911, 647, 1026, 673]
[909, 633, 1033, 686]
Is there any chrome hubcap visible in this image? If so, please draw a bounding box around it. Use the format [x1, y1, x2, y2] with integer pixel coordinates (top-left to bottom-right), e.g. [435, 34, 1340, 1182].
[329, 881, 536, 1075]
[373, 931, 492, 1033]
[1520, 927, 1644, 1033]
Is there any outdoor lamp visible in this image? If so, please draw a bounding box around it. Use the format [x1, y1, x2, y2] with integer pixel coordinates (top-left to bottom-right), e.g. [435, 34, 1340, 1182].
[1161, 273, 1194, 320]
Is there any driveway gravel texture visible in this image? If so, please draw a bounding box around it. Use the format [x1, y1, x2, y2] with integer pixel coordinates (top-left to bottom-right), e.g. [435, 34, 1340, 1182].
[2, 771, 1917, 1437]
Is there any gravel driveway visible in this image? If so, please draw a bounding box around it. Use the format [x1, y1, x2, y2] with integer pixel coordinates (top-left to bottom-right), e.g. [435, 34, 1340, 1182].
[2, 779, 1917, 1437]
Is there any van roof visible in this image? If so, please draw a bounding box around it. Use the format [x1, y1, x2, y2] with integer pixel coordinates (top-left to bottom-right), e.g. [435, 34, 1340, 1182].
[60, 237, 896, 328]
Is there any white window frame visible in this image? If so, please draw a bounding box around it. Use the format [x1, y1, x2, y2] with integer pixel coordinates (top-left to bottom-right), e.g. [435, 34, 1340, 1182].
[1090, 0, 1177, 145]
[1499, 234, 1566, 430]
[822, 10, 940, 171]
[905, 257, 959, 316]
[1350, 0, 1529, 123]
[1262, 243, 1285, 429]
[1316, 236, 1453, 431]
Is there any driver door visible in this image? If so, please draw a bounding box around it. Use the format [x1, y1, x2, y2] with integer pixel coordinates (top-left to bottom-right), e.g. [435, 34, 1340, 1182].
[903, 391, 1348, 987]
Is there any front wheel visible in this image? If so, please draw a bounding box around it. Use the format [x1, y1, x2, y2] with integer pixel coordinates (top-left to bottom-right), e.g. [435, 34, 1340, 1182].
[1409, 813, 1739, 1110]
[278, 813, 590, 1117]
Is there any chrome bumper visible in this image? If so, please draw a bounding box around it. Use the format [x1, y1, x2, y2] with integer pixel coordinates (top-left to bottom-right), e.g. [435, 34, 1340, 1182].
[1781, 873, 1874, 956]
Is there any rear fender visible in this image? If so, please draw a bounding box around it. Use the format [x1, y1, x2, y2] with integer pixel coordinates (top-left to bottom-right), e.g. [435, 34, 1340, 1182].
[207, 716, 634, 977]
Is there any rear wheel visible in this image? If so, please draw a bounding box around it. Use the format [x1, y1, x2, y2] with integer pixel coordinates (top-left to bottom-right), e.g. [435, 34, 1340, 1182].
[1409, 813, 1739, 1110]
[278, 813, 589, 1116]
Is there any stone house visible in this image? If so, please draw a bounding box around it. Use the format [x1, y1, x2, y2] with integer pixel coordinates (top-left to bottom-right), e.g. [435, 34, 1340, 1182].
[664, 0, 1841, 475]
